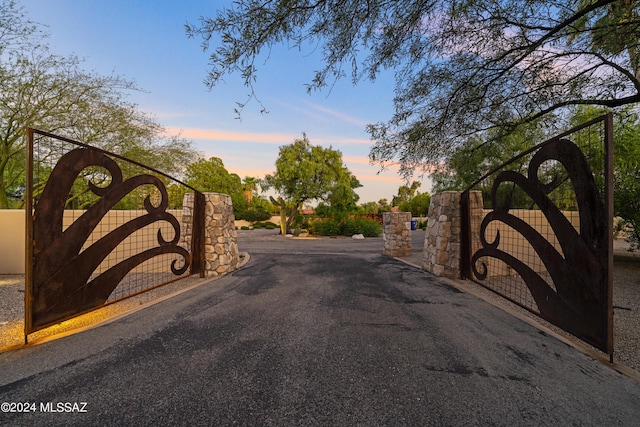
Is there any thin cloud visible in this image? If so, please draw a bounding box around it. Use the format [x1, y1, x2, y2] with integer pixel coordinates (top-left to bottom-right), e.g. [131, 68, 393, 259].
[343, 155, 374, 165]
[149, 110, 190, 120]
[307, 102, 369, 127]
[166, 127, 295, 144]
[313, 136, 372, 146]
[227, 167, 275, 178]
[168, 126, 372, 147]
[356, 174, 406, 183]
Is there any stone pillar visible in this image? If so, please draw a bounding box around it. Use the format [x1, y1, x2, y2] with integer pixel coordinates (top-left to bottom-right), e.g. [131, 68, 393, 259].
[203, 192, 240, 277]
[383, 212, 412, 257]
[422, 191, 462, 279]
[422, 191, 483, 279]
[182, 192, 240, 277]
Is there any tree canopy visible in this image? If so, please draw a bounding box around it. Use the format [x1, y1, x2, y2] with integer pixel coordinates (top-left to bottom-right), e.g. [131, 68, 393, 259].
[264, 133, 361, 233]
[391, 181, 422, 207]
[432, 105, 640, 248]
[187, 0, 640, 177]
[184, 156, 246, 213]
[0, 0, 198, 208]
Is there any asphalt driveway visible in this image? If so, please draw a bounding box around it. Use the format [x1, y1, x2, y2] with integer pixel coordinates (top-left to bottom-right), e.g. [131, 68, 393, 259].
[1, 230, 639, 425]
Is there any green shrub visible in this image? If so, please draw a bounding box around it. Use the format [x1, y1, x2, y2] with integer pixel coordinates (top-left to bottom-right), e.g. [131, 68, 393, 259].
[240, 225, 250, 230]
[311, 219, 341, 236]
[297, 215, 315, 230]
[399, 193, 431, 217]
[340, 218, 382, 237]
[236, 208, 272, 222]
[253, 221, 278, 229]
[311, 217, 381, 237]
[338, 219, 359, 236]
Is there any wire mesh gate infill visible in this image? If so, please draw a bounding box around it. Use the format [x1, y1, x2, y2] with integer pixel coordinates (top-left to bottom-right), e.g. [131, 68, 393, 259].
[25, 129, 205, 337]
[461, 114, 614, 356]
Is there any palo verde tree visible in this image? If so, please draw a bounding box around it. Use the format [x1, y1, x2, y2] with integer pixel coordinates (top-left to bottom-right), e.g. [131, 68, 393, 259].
[0, 0, 198, 208]
[264, 133, 361, 234]
[186, 0, 640, 177]
[569, 106, 640, 250]
[388, 181, 431, 216]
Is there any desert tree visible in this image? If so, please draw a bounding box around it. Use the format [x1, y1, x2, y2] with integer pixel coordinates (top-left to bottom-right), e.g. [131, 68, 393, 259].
[187, 0, 640, 176]
[263, 133, 361, 234]
[183, 156, 246, 213]
[0, 0, 198, 208]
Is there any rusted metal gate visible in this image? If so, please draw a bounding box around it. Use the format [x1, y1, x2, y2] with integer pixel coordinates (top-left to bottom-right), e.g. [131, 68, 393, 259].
[461, 114, 614, 357]
[25, 129, 205, 339]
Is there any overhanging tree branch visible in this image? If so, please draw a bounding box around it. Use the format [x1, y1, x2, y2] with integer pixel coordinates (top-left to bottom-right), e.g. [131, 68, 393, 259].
[189, 0, 640, 175]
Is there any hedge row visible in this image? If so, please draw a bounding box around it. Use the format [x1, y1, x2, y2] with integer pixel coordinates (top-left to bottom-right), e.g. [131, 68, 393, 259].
[311, 217, 382, 237]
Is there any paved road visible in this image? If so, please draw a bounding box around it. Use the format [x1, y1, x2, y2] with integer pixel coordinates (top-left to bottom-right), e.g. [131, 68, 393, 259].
[1, 230, 640, 425]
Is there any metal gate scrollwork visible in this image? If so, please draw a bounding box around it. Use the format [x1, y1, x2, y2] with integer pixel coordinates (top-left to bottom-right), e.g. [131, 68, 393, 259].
[25, 129, 205, 335]
[462, 114, 613, 355]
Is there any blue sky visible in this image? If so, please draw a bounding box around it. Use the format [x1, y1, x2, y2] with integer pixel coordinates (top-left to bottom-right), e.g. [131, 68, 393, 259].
[21, 0, 432, 203]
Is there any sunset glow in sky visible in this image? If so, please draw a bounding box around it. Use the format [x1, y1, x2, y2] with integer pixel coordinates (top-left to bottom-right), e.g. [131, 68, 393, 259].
[22, 0, 432, 203]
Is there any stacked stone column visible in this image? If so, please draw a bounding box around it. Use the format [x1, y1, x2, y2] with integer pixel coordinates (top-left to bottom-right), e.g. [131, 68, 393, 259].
[182, 192, 240, 277]
[422, 190, 483, 279]
[383, 212, 413, 257]
[422, 191, 461, 279]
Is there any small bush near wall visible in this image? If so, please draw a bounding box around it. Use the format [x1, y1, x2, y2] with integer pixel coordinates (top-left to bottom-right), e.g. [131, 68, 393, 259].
[252, 221, 278, 229]
[311, 217, 382, 237]
[236, 208, 272, 222]
[311, 218, 341, 236]
[341, 218, 382, 237]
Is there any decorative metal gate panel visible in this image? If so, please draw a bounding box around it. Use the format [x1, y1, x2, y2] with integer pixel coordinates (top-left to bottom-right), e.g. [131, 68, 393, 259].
[461, 114, 614, 356]
[25, 129, 205, 336]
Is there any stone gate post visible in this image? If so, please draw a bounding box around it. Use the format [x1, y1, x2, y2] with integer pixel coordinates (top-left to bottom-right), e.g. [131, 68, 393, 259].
[422, 191, 482, 279]
[182, 192, 240, 277]
[383, 212, 413, 257]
